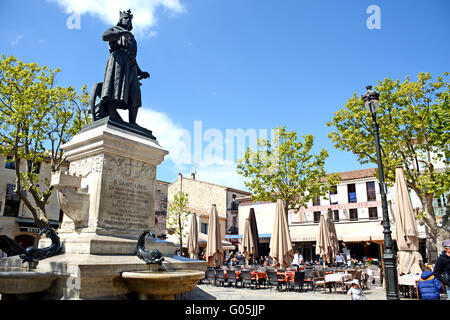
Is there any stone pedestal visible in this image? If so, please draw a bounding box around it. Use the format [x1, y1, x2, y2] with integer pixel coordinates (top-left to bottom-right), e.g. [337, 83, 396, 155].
[14, 118, 208, 300]
[40, 118, 169, 255]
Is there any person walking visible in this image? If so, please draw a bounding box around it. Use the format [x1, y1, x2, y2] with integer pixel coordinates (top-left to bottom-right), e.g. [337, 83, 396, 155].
[418, 266, 443, 300]
[433, 239, 450, 299]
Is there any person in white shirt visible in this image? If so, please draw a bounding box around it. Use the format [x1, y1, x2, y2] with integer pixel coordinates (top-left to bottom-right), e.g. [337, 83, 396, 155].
[347, 279, 366, 300]
[335, 251, 346, 266]
[292, 250, 302, 271]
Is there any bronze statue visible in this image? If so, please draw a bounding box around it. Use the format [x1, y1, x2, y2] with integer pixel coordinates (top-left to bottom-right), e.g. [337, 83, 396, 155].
[90, 9, 149, 124]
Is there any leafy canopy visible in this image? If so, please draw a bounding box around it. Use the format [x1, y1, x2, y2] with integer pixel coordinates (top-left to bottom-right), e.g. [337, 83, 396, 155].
[167, 191, 192, 251]
[237, 126, 340, 214]
[0, 54, 90, 227]
[327, 72, 449, 240]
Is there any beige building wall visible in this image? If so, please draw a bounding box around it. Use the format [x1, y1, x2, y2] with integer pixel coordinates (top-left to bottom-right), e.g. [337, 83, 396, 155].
[0, 155, 64, 242]
[168, 174, 240, 241]
[154, 180, 169, 238]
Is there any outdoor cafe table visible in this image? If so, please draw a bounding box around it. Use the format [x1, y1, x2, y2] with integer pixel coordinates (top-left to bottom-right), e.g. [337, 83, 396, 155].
[398, 274, 421, 298]
[224, 269, 267, 281]
[324, 272, 353, 293]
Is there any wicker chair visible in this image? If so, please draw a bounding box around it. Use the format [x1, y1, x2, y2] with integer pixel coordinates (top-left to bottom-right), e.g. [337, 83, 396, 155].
[344, 270, 361, 291]
[312, 270, 329, 292]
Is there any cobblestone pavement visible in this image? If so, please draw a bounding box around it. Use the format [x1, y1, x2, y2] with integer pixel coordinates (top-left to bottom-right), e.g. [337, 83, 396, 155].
[184, 283, 391, 300]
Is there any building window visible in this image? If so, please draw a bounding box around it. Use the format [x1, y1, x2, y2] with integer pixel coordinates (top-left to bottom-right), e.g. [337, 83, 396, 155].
[313, 211, 321, 223]
[313, 196, 320, 206]
[366, 181, 376, 202]
[329, 186, 338, 205]
[5, 156, 15, 170]
[348, 184, 357, 203]
[201, 222, 208, 234]
[3, 184, 20, 217]
[27, 160, 41, 174]
[349, 208, 358, 221]
[333, 210, 339, 222]
[231, 194, 238, 210]
[369, 207, 378, 220]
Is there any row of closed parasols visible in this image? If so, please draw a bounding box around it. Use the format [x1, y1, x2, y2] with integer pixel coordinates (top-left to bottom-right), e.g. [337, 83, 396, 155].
[187, 167, 422, 276]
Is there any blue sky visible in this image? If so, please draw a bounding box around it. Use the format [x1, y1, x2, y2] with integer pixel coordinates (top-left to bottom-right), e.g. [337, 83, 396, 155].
[1, 0, 449, 190]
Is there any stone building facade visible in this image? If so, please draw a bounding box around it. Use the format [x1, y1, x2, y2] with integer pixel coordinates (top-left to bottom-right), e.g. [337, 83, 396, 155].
[237, 168, 429, 262]
[0, 155, 62, 249]
[154, 180, 169, 239]
[168, 173, 250, 245]
[0, 154, 170, 250]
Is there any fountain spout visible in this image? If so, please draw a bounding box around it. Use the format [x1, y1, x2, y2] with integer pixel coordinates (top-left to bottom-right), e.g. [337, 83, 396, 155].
[136, 230, 164, 265]
[20, 227, 62, 269]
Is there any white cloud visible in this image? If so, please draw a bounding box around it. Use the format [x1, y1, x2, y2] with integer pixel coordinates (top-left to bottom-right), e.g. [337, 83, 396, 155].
[118, 108, 249, 191]
[11, 34, 24, 47]
[49, 0, 185, 36]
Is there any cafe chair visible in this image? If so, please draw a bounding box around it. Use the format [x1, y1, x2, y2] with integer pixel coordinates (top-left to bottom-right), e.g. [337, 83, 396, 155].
[240, 270, 256, 289]
[226, 269, 240, 288]
[205, 269, 216, 285]
[267, 270, 285, 292]
[214, 269, 226, 287]
[289, 271, 305, 292]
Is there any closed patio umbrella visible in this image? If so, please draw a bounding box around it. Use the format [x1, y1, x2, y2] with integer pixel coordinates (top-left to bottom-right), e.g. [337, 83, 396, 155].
[206, 204, 224, 267]
[269, 199, 294, 268]
[240, 218, 254, 265]
[316, 213, 332, 268]
[248, 208, 260, 261]
[327, 209, 340, 264]
[394, 167, 422, 275]
[187, 213, 199, 259]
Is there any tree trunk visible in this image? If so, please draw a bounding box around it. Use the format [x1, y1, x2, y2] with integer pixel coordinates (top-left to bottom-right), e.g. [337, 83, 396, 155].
[178, 214, 183, 256]
[421, 195, 450, 255]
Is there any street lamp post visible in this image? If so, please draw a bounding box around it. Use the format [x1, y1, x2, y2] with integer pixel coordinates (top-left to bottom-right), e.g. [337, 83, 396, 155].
[362, 85, 400, 300]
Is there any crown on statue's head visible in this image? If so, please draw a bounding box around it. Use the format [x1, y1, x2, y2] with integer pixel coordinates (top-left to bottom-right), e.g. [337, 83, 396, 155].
[120, 9, 133, 19]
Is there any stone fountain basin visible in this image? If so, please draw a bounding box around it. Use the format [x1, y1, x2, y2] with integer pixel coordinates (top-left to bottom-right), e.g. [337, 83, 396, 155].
[121, 269, 205, 299]
[0, 268, 57, 294]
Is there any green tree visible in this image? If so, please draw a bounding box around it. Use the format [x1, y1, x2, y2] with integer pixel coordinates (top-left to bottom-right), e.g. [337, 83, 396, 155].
[237, 126, 340, 219]
[166, 191, 192, 254]
[0, 55, 90, 228]
[327, 72, 450, 251]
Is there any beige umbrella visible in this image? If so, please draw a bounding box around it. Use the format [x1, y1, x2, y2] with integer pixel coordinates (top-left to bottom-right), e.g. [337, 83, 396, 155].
[269, 199, 294, 268]
[316, 213, 332, 267]
[187, 213, 199, 259]
[240, 218, 254, 265]
[394, 167, 422, 275]
[327, 209, 340, 264]
[206, 204, 224, 267]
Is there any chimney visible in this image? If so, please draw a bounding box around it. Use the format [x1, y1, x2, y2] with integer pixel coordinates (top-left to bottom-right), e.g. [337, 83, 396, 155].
[191, 173, 195, 180]
[178, 173, 183, 192]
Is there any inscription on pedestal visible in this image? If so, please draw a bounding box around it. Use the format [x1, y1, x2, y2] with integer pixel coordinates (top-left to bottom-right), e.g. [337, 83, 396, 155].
[103, 179, 151, 229]
[99, 154, 156, 233]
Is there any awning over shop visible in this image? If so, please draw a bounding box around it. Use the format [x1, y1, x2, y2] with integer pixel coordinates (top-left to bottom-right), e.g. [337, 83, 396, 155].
[15, 219, 59, 233]
[225, 233, 272, 240]
[290, 221, 400, 243]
